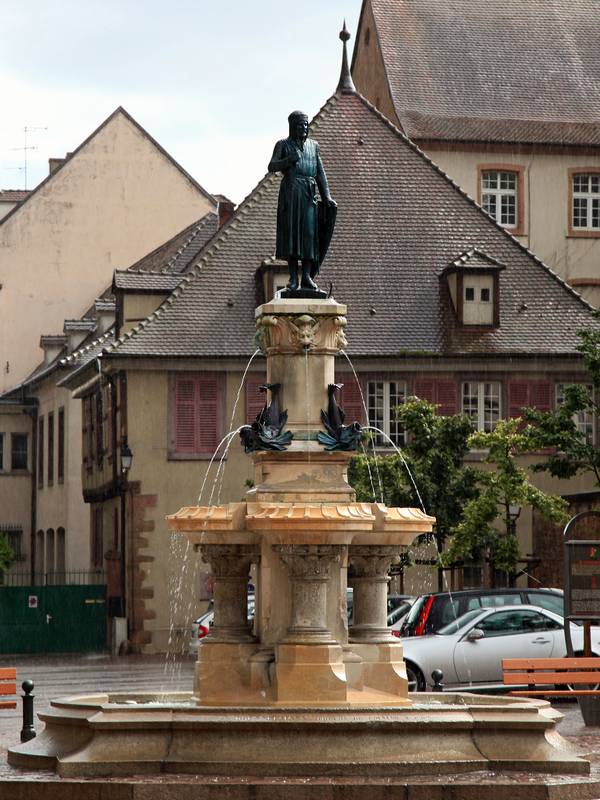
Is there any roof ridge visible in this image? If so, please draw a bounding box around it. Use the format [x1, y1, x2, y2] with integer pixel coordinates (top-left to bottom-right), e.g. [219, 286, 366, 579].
[162, 211, 218, 274]
[349, 88, 595, 312]
[60, 326, 115, 366]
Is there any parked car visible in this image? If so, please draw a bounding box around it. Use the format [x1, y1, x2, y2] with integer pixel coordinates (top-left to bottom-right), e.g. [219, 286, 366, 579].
[399, 588, 564, 637]
[400, 604, 600, 692]
[346, 588, 414, 626]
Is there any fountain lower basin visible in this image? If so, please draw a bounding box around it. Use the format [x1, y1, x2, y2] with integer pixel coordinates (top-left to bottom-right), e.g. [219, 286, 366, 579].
[8, 690, 589, 778]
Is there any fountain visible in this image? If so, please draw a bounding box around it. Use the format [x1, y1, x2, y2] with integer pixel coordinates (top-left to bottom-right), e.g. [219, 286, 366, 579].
[7, 41, 598, 796]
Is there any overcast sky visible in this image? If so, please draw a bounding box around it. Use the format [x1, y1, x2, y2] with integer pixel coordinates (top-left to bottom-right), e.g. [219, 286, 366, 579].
[0, 1, 361, 204]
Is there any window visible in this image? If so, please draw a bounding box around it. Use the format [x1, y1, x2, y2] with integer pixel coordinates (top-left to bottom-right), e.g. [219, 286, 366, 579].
[47, 412, 54, 486]
[95, 390, 103, 467]
[481, 170, 518, 228]
[38, 417, 44, 488]
[367, 380, 406, 446]
[170, 373, 223, 458]
[476, 609, 552, 637]
[462, 382, 501, 432]
[11, 433, 28, 471]
[91, 507, 103, 568]
[58, 407, 65, 483]
[556, 383, 594, 444]
[0, 527, 24, 561]
[572, 173, 600, 231]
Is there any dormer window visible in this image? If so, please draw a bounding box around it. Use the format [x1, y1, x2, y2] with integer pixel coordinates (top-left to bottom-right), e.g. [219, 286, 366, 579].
[440, 249, 505, 328]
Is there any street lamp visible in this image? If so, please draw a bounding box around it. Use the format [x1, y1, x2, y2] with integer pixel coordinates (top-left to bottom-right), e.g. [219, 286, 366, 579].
[121, 440, 133, 475]
[508, 504, 521, 535]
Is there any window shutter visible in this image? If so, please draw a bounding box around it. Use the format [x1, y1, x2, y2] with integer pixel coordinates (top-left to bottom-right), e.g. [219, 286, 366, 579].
[414, 378, 436, 404]
[508, 381, 530, 418]
[436, 379, 457, 415]
[197, 375, 220, 455]
[337, 374, 365, 423]
[246, 374, 267, 423]
[530, 381, 552, 411]
[414, 378, 456, 415]
[174, 377, 198, 453]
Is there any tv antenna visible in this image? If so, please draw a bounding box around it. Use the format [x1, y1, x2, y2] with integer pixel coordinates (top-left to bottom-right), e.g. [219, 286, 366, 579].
[10, 126, 48, 190]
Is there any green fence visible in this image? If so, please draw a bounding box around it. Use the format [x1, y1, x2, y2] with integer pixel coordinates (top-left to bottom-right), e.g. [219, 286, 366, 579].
[0, 584, 107, 654]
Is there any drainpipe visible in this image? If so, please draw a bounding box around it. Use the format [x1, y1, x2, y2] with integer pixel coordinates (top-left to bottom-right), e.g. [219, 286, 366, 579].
[24, 398, 39, 585]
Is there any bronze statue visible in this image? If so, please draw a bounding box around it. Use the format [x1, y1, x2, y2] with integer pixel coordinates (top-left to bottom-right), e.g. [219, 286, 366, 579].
[268, 111, 337, 294]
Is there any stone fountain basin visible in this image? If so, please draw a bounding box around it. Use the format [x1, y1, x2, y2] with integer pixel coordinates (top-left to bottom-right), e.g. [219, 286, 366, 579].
[8, 690, 589, 778]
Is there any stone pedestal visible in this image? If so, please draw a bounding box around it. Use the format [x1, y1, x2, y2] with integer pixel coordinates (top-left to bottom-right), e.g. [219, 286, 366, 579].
[348, 545, 399, 643]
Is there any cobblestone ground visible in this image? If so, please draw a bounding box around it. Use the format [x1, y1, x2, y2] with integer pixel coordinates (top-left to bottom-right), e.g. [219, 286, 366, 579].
[0, 653, 598, 787]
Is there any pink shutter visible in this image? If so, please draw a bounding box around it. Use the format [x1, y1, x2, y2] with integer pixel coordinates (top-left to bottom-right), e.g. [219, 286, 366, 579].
[337, 374, 365, 424]
[508, 381, 530, 418]
[245, 374, 267, 423]
[436, 379, 457, 416]
[414, 378, 436, 404]
[197, 375, 220, 455]
[530, 380, 552, 411]
[175, 377, 198, 453]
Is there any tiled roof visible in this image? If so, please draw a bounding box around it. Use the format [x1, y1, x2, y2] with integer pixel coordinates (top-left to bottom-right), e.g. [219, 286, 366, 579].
[113, 273, 183, 292]
[122, 212, 218, 276]
[102, 89, 596, 361]
[441, 249, 505, 276]
[359, 0, 600, 146]
[0, 190, 30, 202]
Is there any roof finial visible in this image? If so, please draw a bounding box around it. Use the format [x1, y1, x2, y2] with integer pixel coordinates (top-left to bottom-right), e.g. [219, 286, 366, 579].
[337, 20, 356, 94]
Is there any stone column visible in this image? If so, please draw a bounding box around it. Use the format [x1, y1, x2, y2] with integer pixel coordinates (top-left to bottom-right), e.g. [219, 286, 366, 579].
[274, 544, 344, 643]
[199, 544, 259, 643]
[346, 545, 409, 702]
[272, 544, 348, 702]
[348, 546, 400, 643]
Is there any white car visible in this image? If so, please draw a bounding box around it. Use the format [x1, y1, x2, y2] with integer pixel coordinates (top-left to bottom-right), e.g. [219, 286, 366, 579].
[400, 604, 600, 692]
[190, 597, 255, 652]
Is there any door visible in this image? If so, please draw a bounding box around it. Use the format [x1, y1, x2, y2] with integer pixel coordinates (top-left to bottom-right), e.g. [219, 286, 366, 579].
[453, 609, 556, 684]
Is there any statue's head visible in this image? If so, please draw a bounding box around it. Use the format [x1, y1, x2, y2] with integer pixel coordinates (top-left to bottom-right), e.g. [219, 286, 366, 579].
[288, 111, 309, 142]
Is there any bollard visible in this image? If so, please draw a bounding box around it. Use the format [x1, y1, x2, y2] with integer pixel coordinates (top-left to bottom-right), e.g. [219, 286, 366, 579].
[20, 680, 36, 743]
[431, 669, 444, 692]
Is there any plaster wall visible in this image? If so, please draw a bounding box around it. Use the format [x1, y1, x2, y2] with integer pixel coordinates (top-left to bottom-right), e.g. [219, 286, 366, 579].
[423, 148, 600, 305]
[122, 294, 170, 335]
[0, 407, 32, 578]
[35, 380, 89, 573]
[0, 201, 19, 221]
[0, 110, 213, 392]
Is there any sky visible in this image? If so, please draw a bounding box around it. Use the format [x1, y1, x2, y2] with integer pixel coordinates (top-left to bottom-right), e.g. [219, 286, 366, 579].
[0, 1, 361, 204]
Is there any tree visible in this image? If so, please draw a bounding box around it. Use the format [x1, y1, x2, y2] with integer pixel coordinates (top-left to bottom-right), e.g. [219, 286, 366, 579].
[0, 534, 15, 584]
[524, 312, 600, 486]
[446, 419, 569, 585]
[348, 398, 480, 588]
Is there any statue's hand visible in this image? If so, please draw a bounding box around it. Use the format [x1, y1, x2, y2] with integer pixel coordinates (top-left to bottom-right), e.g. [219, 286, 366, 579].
[326, 196, 337, 208]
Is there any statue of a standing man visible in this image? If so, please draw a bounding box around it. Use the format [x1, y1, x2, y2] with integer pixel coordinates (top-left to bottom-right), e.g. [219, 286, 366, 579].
[268, 111, 337, 293]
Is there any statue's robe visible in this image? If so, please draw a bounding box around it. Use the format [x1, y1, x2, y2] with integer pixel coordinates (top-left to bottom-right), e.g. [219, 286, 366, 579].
[269, 137, 326, 263]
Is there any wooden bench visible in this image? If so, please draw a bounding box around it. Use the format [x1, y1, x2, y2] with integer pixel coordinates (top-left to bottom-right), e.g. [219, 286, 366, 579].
[0, 667, 17, 709]
[502, 657, 600, 697]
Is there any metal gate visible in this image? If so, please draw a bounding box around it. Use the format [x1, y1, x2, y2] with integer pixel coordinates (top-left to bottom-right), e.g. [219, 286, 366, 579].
[0, 584, 107, 654]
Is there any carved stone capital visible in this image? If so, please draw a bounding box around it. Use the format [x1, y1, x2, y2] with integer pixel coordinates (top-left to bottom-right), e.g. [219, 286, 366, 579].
[200, 544, 260, 578]
[256, 313, 348, 355]
[348, 546, 400, 580]
[274, 544, 344, 580]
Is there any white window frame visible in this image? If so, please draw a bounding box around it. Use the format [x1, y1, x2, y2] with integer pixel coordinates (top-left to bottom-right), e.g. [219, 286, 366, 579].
[555, 383, 594, 445]
[367, 380, 407, 446]
[481, 170, 518, 228]
[462, 381, 501, 432]
[572, 173, 600, 231]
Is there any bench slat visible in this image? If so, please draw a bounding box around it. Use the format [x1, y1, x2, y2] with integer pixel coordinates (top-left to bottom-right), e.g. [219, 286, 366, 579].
[504, 672, 600, 685]
[0, 668, 16, 680]
[502, 657, 599, 670]
[0, 683, 17, 695]
[0, 701, 17, 709]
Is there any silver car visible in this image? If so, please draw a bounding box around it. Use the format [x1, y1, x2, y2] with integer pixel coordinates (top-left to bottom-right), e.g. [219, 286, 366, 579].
[401, 604, 600, 692]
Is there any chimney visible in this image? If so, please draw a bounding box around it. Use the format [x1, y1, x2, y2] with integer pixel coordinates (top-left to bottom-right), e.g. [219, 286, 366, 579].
[216, 195, 235, 228]
[40, 335, 68, 365]
[48, 157, 66, 175]
[63, 319, 96, 352]
[94, 299, 116, 334]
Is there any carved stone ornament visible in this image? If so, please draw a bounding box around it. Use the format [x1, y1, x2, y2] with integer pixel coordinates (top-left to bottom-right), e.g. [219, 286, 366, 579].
[199, 544, 260, 578]
[256, 313, 348, 355]
[273, 544, 345, 579]
[348, 545, 401, 579]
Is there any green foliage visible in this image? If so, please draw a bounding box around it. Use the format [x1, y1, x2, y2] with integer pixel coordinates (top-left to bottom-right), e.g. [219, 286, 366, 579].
[348, 398, 479, 548]
[0, 534, 15, 576]
[446, 419, 569, 574]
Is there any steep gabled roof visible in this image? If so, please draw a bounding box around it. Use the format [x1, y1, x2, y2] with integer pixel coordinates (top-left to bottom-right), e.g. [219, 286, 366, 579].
[0, 107, 215, 227]
[355, 0, 600, 146]
[100, 88, 596, 362]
